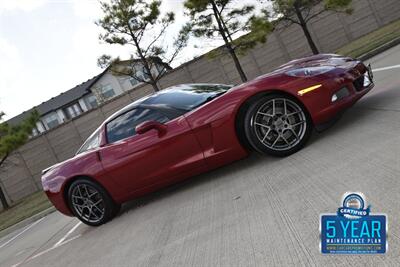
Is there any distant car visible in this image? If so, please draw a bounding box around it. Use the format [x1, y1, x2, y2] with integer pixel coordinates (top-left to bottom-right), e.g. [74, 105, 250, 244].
[42, 54, 374, 226]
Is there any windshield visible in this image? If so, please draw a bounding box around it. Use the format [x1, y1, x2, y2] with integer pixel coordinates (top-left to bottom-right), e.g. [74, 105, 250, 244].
[141, 84, 232, 111]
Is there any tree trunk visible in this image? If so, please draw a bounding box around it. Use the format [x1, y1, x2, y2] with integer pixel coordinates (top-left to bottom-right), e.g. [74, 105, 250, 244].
[294, 4, 319, 55]
[228, 48, 248, 82]
[0, 185, 9, 210]
[210, 0, 247, 82]
[130, 34, 160, 92]
[0, 154, 10, 209]
[150, 82, 160, 92]
[140, 62, 160, 92]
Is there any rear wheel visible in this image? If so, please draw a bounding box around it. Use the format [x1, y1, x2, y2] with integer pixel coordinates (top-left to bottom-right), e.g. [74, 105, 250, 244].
[67, 179, 120, 226]
[244, 94, 312, 157]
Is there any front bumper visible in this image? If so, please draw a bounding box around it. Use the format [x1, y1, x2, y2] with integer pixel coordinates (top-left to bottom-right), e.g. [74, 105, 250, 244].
[45, 190, 74, 216]
[305, 63, 374, 125]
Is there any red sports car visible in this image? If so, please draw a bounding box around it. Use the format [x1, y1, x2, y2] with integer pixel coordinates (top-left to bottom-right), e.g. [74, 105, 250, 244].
[42, 54, 374, 226]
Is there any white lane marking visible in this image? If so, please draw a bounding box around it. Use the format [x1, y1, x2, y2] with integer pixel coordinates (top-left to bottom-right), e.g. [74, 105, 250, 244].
[11, 234, 81, 267]
[54, 221, 82, 247]
[31, 234, 82, 260]
[374, 64, 400, 72]
[0, 217, 45, 249]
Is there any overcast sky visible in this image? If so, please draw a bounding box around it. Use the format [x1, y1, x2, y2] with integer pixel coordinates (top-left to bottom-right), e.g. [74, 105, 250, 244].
[0, 0, 262, 120]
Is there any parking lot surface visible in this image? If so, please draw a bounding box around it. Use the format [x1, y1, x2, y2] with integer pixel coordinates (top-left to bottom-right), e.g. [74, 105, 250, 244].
[1, 45, 400, 266]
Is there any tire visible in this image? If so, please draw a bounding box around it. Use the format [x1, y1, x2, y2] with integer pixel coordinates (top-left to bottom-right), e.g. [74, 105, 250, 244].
[67, 179, 119, 226]
[243, 93, 313, 157]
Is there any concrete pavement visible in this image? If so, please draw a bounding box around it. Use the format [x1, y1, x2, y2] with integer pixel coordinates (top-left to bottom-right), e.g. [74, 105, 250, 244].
[1, 45, 400, 266]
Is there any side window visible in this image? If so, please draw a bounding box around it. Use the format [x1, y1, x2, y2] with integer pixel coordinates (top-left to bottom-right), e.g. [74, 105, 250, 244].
[77, 130, 101, 154]
[106, 108, 169, 143]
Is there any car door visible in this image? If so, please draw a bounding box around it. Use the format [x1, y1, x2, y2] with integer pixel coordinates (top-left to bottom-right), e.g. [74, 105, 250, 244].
[99, 107, 207, 193]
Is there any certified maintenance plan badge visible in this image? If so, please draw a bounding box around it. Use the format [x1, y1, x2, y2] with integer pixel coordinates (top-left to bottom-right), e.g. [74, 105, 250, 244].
[320, 192, 387, 254]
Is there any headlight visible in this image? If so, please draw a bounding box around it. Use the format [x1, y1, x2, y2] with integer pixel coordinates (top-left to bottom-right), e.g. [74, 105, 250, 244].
[285, 66, 335, 77]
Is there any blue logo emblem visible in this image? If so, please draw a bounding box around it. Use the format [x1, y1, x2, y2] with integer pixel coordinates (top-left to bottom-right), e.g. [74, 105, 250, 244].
[320, 192, 387, 254]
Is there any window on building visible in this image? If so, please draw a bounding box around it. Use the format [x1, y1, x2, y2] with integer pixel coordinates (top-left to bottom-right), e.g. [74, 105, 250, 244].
[129, 77, 140, 86]
[141, 67, 150, 81]
[85, 94, 98, 109]
[157, 65, 167, 76]
[64, 103, 82, 119]
[44, 113, 60, 129]
[100, 84, 115, 99]
[36, 121, 46, 134]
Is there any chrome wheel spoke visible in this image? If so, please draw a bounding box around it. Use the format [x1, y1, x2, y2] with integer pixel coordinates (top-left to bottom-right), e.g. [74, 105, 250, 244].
[271, 135, 280, 148]
[289, 128, 299, 140]
[87, 208, 94, 220]
[93, 199, 103, 206]
[257, 111, 273, 117]
[290, 120, 306, 127]
[73, 203, 85, 208]
[84, 185, 90, 197]
[78, 186, 84, 198]
[281, 134, 290, 146]
[287, 110, 301, 117]
[74, 205, 85, 214]
[254, 122, 271, 129]
[283, 99, 287, 115]
[88, 191, 99, 200]
[272, 99, 276, 115]
[92, 204, 103, 214]
[261, 128, 271, 142]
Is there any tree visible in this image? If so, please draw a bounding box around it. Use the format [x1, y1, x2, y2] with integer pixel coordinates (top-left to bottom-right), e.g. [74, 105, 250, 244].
[184, 0, 272, 82]
[0, 110, 39, 209]
[267, 0, 352, 54]
[97, 0, 189, 92]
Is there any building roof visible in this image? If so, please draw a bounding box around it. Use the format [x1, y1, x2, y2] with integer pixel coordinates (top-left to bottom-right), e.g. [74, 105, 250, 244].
[6, 70, 107, 126]
[5, 56, 171, 126]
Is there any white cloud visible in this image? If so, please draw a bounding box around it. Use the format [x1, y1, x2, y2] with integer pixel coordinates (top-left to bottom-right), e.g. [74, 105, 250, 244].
[0, 0, 46, 12]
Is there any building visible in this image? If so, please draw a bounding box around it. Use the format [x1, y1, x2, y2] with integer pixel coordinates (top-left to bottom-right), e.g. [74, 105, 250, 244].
[6, 58, 170, 136]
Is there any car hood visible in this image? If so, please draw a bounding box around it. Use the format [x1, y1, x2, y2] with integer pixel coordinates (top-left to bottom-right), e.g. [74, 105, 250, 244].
[255, 54, 358, 80]
[41, 152, 84, 176]
[279, 54, 357, 69]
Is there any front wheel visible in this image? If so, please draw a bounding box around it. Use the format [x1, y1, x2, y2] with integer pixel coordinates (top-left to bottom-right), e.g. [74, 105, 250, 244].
[67, 179, 120, 226]
[244, 94, 313, 157]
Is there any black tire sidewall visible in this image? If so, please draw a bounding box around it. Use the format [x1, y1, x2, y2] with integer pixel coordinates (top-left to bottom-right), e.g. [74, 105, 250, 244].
[244, 93, 313, 157]
[67, 179, 117, 226]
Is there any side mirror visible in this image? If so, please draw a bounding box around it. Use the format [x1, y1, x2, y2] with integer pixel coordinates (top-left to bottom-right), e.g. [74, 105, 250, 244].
[135, 121, 167, 137]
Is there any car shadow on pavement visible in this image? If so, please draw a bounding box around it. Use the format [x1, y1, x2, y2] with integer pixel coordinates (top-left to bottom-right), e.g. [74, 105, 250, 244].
[119, 152, 281, 216]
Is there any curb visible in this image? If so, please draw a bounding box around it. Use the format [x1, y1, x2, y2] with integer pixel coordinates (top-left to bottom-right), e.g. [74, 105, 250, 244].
[0, 207, 56, 239]
[358, 37, 400, 61]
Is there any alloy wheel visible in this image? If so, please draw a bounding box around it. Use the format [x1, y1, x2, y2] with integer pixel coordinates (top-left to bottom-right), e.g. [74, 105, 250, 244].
[251, 98, 307, 151]
[71, 184, 105, 223]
